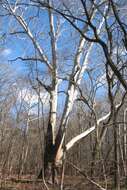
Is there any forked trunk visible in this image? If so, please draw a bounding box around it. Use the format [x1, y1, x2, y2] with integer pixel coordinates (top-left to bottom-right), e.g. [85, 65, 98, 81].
[42, 125, 63, 184]
[39, 4, 108, 183]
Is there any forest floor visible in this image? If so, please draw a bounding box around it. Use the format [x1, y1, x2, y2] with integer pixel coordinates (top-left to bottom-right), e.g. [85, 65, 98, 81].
[0, 175, 126, 190]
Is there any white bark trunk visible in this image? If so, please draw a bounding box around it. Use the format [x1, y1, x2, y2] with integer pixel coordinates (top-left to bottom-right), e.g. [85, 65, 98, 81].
[55, 103, 121, 162]
[6, 1, 52, 70]
[50, 87, 58, 144]
[55, 110, 111, 164]
[55, 7, 108, 161]
[48, 1, 58, 144]
[66, 112, 111, 152]
[60, 4, 107, 131]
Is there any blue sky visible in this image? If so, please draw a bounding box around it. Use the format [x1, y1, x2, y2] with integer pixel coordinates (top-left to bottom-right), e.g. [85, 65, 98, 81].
[0, 1, 109, 117]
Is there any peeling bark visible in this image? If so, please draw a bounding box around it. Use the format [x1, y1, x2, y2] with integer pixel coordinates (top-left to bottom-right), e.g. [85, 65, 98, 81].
[54, 7, 107, 167]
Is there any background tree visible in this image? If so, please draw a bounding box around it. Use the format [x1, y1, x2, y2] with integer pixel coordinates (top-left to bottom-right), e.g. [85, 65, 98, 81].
[0, 0, 126, 189]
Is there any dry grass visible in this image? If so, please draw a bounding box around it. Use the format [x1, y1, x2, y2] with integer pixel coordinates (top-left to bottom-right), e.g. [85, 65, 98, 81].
[0, 175, 126, 190]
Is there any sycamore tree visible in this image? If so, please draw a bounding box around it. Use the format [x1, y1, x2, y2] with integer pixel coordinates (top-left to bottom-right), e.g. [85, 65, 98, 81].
[1, 0, 127, 186]
[34, 0, 127, 184]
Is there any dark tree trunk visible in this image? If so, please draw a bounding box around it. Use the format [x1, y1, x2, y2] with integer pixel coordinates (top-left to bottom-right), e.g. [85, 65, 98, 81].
[38, 122, 63, 184]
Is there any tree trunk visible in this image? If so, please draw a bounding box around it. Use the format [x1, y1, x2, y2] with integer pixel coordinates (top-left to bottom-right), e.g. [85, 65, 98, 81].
[123, 108, 127, 186]
[123, 109, 127, 165]
[113, 112, 120, 190]
[38, 3, 108, 183]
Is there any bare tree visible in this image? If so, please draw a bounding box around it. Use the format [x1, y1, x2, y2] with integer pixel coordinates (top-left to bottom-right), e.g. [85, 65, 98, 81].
[0, 1, 127, 189]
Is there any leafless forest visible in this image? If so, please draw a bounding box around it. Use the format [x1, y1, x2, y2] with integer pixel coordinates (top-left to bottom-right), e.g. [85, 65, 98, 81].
[0, 0, 127, 190]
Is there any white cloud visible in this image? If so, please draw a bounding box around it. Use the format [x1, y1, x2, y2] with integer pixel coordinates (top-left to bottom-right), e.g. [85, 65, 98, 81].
[113, 47, 126, 56]
[1, 48, 12, 56]
[18, 88, 49, 114]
